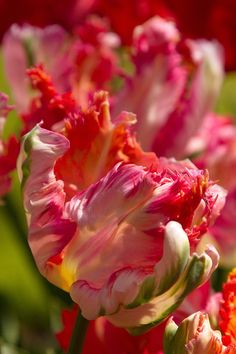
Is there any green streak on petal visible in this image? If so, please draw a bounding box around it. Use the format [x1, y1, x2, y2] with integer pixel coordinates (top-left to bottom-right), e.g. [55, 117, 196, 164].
[163, 320, 178, 354]
[125, 223, 190, 311]
[126, 276, 156, 309]
[164, 314, 198, 354]
[154, 244, 189, 297]
[181, 255, 206, 297]
[128, 319, 164, 336]
[22, 37, 35, 67]
[127, 301, 183, 336]
[170, 324, 190, 354]
[21, 130, 34, 189]
[126, 254, 209, 335]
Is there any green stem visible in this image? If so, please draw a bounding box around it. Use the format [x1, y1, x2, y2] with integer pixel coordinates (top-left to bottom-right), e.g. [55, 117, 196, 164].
[67, 309, 89, 354]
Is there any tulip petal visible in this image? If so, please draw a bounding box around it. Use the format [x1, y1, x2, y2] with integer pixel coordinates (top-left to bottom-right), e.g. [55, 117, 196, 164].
[113, 17, 223, 159]
[19, 125, 77, 289]
[19, 125, 222, 332]
[164, 311, 236, 354]
[71, 221, 219, 333]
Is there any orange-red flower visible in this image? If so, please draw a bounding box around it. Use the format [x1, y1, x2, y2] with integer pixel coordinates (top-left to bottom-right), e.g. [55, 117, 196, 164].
[219, 268, 236, 347]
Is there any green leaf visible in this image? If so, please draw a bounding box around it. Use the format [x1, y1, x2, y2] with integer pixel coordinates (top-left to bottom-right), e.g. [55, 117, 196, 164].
[0, 49, 22, 139]
[216, 71, 236, 118]
[0, 204, 49, 324]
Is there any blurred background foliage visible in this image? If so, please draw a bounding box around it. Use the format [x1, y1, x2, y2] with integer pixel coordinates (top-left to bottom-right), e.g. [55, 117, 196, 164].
[0, 49, 69, 353]
[216, 72, 236, 118]
[0, 46, 236, 353]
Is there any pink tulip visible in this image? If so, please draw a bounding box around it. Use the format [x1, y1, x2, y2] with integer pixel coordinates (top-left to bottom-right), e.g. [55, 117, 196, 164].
[165, 312, 236, 353]
[165, 268, 236, 353]
[2, 17, 120, 112]
[19, 117, 223, 331]
[113, 16, 223, 159]
[188, 113, 236, 267]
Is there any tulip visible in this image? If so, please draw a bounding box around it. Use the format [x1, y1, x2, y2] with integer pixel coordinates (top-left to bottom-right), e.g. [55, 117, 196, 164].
[2, 24, 71, 112]
[113, 16, 223, 159]
[19, 120, 223, 332]
[19, 88, 156, 197]
[57, 284, 213, 353]
[164, 312, 236, 353]
[3, 16, 224, 159]
[164, 268, 236, 353]
[95, 0, 236, 70]
[188, 113, 236, 267]
[2, 17, 120, 112]
[188, 114, 236, 191]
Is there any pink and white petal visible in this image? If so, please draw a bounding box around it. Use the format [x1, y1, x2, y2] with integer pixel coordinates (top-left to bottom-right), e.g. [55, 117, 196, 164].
[113, 17, 187, 152]
[152, 40, 224, 158]
[153, 221, 190, 293]
[70, 267, 146, 320]
[204, 184, 227, 226]
[2, 24, 71, 111]
[70, 221, 189, 321]
[209, 187, 236, 267]
[65, 163, 158, 230]
[164, 312, 227, 354]
[69, 221, 219, 333]
[19, 125, 76, 288]
[61, 163, 160, 280]
[2, 25, 32, 111]
[106, 237, 219, 333]
[53, 157, 221, 294]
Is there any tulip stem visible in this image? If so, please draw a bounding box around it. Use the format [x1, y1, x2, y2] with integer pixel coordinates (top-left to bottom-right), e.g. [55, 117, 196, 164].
[67, 308, 89, 354]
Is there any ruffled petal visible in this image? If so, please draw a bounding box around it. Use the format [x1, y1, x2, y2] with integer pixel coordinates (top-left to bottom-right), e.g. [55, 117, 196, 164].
[164, 312, 235, 354]
[70, 222, 218, 333]
[19, 125, 76, 289]
[113, 17, 223, 159]
[19, 125, 222, 332]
